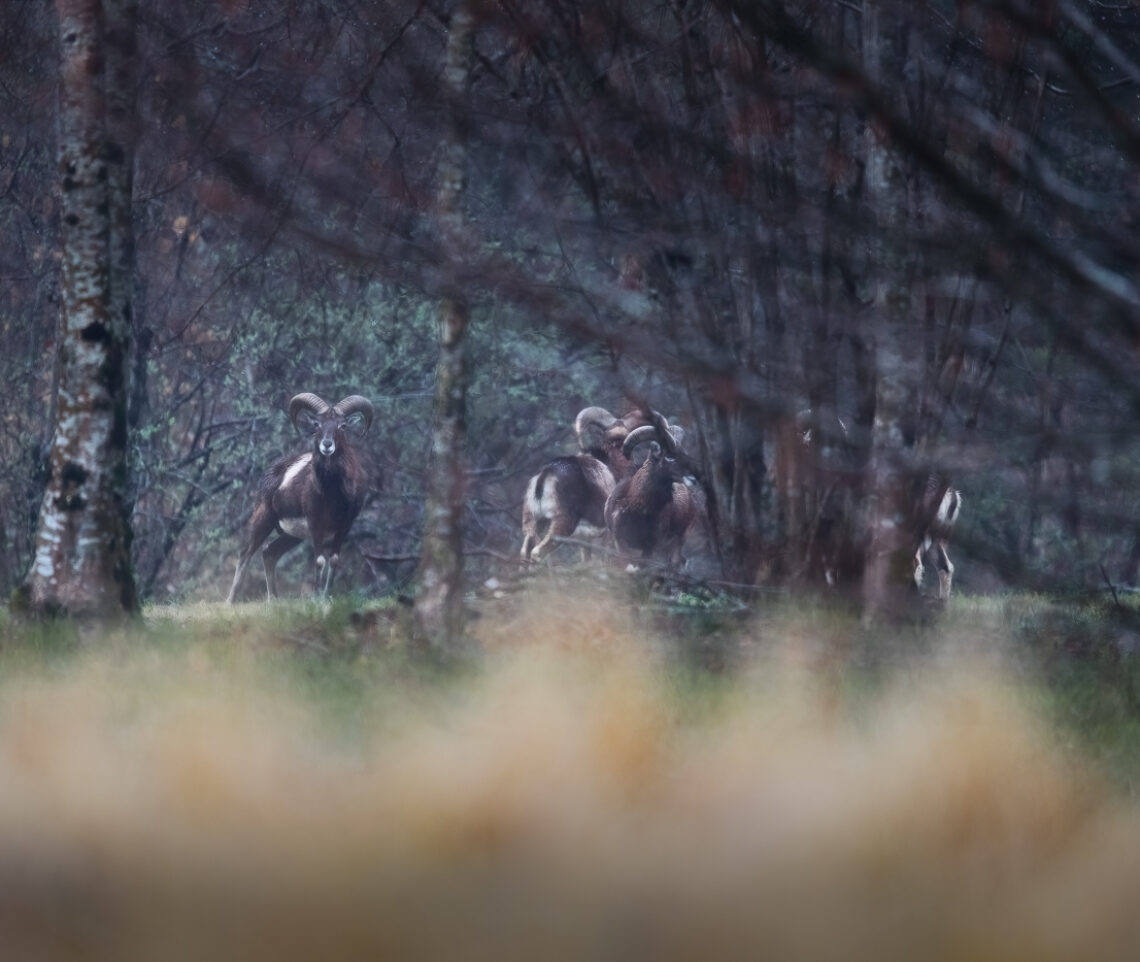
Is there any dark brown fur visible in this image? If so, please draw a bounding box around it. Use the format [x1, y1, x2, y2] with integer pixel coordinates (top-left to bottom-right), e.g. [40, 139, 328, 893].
[520, 407, 651, 563]
[227, 395, 372, 602]
[604, 413, 699, 570]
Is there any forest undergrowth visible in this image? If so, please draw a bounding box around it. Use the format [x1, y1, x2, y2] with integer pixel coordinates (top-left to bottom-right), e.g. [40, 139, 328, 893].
[0, 583, 1139, 960]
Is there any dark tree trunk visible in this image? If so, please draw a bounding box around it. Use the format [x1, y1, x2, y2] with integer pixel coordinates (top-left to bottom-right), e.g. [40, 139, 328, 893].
[859, 2, 922, 622]
[17, 0, 138, 621]
[1124, 529, 1140, 588]
[414, 2, 475, 653]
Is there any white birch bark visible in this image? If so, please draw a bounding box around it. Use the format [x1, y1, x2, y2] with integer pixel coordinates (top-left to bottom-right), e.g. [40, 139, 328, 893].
[19, 0, 138, 620]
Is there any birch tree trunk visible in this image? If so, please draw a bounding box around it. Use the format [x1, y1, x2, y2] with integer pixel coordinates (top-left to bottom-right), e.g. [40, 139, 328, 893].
[18, 0, 138, 620]
[413, 3, 475, 653]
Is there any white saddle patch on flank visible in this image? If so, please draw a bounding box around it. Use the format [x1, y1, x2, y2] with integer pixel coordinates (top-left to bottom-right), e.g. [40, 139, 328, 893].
[281, 454, 312, 490]
[936, 488, 960, 525]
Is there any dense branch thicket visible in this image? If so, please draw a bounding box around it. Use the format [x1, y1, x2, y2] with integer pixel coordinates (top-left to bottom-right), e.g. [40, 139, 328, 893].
[2, 0, 1140, 604]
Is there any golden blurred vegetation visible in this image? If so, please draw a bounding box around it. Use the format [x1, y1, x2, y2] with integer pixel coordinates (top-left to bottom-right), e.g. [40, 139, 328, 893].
[0, 587, 1138, 960]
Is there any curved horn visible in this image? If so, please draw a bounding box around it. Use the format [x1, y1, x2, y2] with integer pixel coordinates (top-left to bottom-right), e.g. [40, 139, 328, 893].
[288, 393, 329, 430]
[333, 395, 374, 434]
[646, 409, 682, 457]
[622, 424, 660, 458]
[574, 406, 620, 448]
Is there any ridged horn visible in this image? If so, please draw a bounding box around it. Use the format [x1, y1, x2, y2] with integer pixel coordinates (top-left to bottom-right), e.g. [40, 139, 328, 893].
[574, 406, 621, 448]
[622, 424, 660, 458]
[288, 393, 330, 431]
[646, 409, 682, 457]
[332, 395, 374, 434]
[652, 410, 684, 458]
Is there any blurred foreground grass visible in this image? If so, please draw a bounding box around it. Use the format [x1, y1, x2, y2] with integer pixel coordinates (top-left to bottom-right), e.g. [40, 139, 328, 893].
[0, 584, 1138, 961]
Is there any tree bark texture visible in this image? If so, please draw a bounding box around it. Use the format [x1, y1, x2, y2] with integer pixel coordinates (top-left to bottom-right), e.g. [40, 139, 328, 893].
[859, 2, 922, 622]
[413, 3, 475, 653]
[19, 0, 138, 620]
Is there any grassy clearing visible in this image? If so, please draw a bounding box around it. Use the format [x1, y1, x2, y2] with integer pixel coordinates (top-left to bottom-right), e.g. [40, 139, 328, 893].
[0, 586, 1137, 959]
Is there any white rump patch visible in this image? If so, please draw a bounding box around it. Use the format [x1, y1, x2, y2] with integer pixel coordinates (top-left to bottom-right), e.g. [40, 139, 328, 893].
[524, 474, 561, 520]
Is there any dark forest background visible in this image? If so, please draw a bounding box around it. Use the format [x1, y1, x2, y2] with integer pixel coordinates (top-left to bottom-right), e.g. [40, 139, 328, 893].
[3, 0, 1140, 605]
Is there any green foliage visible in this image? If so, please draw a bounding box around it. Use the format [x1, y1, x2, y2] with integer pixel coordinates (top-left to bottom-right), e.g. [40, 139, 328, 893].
[1004, 596, 1140, 782]
[7, 0, 1140, 613]
[0, 606, 83, 665]
[108, 246, 681, 604]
